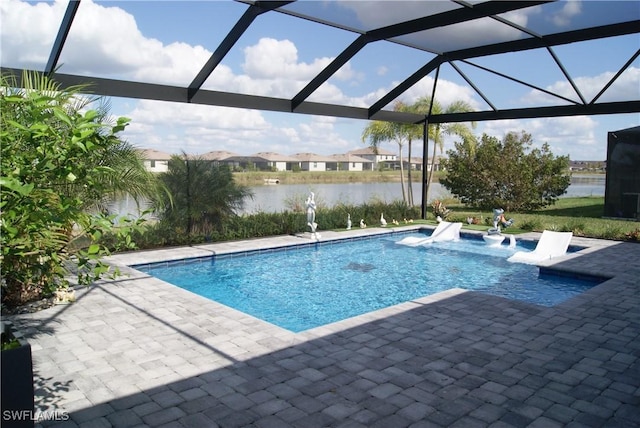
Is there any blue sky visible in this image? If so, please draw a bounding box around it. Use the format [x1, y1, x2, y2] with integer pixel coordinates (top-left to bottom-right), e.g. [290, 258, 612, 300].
[2, 0, 639, 160]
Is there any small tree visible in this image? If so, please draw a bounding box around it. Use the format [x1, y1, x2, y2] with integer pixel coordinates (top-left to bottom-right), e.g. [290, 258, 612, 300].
[441, 131, 570, 211]
[1, 72, 149, 307]
[156, 153, 253, 237]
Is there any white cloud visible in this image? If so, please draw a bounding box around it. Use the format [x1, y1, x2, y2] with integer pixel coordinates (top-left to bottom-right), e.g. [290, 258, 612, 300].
[402, 76, 481, 111]
[1, 0, 211, 83]
[523, 67, 640, 105]
[376, 66, 388, 76]
[119, 99, 272, 153]
[243, 38, 342, 81]
[0, 0, 67, 68]
[479, 116, 604, 160]
[552, 0, 582, 27]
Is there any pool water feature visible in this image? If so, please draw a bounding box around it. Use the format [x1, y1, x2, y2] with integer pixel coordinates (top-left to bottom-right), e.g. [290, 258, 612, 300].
[135, 234, 603, 332]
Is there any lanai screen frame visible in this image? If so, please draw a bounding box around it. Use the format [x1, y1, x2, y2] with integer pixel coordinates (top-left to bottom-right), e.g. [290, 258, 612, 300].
[2, 0, 639, 218]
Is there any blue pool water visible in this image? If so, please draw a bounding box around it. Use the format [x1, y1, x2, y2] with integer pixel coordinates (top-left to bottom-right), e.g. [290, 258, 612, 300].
[135, 233, 603, 332]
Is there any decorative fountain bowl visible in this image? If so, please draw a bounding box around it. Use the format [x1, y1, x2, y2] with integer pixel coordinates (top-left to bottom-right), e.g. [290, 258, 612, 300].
[482, 233, 505, 246]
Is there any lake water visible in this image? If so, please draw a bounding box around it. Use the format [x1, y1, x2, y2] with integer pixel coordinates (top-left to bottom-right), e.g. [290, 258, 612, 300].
[111, 175, 605, 217]
[241, 175, 605, 214]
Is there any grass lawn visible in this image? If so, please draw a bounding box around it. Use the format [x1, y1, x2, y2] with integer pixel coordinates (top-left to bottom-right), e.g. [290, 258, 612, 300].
[442, 196, 640, 241]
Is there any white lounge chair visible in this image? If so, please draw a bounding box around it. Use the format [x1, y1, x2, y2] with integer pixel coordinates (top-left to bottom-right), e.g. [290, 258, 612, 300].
[397, 221, 463, 247]
[507, 230, 573, 264]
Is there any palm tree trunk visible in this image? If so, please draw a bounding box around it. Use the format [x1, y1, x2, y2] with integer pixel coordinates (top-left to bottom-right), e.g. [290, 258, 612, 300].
[185, 156, 192, 235]
[425, 125, 441, 205]
[398, 146, 407, 204]
[407, 139, 413, 206]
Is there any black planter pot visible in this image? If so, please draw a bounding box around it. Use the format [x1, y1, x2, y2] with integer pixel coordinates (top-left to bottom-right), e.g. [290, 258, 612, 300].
[1, 329, 35, 428]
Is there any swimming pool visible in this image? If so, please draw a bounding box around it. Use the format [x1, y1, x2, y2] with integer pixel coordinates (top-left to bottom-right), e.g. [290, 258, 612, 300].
[135, 233, 603, 332]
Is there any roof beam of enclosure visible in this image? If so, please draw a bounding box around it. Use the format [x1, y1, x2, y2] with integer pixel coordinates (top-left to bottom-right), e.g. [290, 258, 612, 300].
[590, 49, 640, 104]
[369, 56, 444, 118]
[449, 61, 497, 111]
[0, 66, 425, 123]
[292, 1, 548, 112]
[187, 1, 293, 102]
[429, 101, 640, 123]
[3, 67, 636, 124]
[291, 36, 369, 111]
[459, 59, 581, 106]
[45, 0, 80, 75]
[369, 20, 639, 119]
[446, 20, 640, 61]
[490, 13, 588, 106]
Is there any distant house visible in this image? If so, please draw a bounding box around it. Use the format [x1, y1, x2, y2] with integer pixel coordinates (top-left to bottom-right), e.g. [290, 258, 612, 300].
[292, 153, 335, 172]
[201, 150, 238, 161]
[251, 152, 300, 172]
[219, 152, 298, 171]
[327, 154, 373, 171]
[569, 160, 606, 172]
[138, 149, 172, 173]
[394, 156, 425, 171]
[347, 147, 396, 169]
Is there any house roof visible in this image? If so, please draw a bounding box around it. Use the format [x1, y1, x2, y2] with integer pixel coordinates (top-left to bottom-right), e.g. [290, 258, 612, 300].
[348, 147, 396, 156]
[292, 152, 336, 162]
[328, 154, 373, 163]
[137, 148, 173, 161]
[250, 152, 301, 162]
[3, 0, 636, 133]
[200, 150, 240, 160]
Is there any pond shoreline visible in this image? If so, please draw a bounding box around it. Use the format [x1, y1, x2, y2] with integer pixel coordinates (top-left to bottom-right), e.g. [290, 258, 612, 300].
[233, 171, 604, 186]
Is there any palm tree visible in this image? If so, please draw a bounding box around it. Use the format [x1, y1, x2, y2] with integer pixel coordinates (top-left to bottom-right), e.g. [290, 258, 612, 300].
[361, 101, 413, 204]
[396, 102, 424, 206]
[75, 100, 168, 214]
[157, 153, 253, 236]
[412, 97, 476, 206]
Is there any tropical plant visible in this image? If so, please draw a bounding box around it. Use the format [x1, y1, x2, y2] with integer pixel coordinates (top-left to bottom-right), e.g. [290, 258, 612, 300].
[361, 98, 475, 208]
[362, 101, 413, 205]
[0, 71, 150, 307]
[412, 96, 476, 206]
[441, 131, 571, 211]
[155, 153, 253, 237]
[431, 200, 451, 220]
[394, 101, 424, 206]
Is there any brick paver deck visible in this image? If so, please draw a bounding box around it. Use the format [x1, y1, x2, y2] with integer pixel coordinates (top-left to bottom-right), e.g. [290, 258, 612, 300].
[6, 227, 640, 427]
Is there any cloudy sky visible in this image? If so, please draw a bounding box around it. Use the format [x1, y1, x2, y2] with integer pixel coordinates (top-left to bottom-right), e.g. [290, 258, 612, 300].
[2, 0, 639, 160]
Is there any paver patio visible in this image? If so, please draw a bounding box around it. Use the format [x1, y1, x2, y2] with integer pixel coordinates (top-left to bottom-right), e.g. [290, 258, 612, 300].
[5, 227, 640, 427]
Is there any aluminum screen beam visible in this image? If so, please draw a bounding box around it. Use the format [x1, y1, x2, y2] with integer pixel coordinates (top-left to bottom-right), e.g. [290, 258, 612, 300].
[291, 1, 549, 110]
[187, 1, 293, 101]
[45, 0, 80, 74]
[3, 67, 637, 124]
[430, 101, 640, 123]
